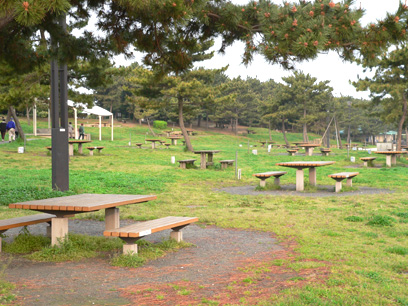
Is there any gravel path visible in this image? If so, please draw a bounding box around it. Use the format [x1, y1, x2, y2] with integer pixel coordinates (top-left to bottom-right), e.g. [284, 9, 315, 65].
[215, 184, 393, 197]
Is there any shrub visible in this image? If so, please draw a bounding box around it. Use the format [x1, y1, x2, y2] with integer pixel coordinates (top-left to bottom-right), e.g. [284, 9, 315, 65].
[344, 216, 364, 222]
[366, 215, 395, 227]
[153, 120, 167, 129]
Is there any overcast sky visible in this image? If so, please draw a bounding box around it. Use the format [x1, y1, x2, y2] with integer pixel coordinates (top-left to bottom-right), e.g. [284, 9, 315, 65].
[113, 0, 402, 99]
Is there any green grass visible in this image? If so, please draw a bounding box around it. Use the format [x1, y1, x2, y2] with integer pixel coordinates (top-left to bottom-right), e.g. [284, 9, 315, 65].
[1, 118, 408, 304]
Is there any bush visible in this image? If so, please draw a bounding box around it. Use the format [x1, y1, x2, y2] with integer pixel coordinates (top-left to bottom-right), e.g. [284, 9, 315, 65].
[366, 215, 395, 227]
[37, 111, 48, 118]
[153, 120, 167, 129]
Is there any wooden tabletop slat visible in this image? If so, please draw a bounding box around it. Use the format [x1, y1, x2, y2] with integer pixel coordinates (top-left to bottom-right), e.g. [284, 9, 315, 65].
[9, 194, 157, 212]
[253, 171, 287, 178]
[360, 157, 376, 160]
[375, 151, 406, 154]
[276, 161, 335, 167]
[193, 150, 221, 153]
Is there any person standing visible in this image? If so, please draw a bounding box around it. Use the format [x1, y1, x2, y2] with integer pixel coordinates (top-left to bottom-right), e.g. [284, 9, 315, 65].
[6, 118, 16, 142]
[78, 123, 85, 140]
[68, 122, 74, 139]
[0, 117, 6, 142]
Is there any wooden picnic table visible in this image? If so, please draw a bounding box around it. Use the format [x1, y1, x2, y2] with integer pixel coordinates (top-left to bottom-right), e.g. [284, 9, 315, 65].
[298, 144, 321, 156]
[9, 194, 156, 246]
[193, 150, 221, 169]
[375, 151, 407, 167]
[145, 139, 162, 149]
[68, 140, 92, 155]
[275, 161, 335, 191]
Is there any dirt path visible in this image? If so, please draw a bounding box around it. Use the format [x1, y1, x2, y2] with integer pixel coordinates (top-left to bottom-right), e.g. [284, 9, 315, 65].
[3, 221, 329, 306]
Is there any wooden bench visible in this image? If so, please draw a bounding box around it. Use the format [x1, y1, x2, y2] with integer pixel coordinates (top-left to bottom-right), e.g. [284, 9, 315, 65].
[328, 172, 359, 192]
[164, 143, 171, 149]
[0, 213, 56, 252]
[253, 171, 287, 187]
[135, 143, 143, 148]
[360, 157, 376, 167]
[219, 160, 234, 169]
[104, 216, 198, 254]
[177, 159, 196, 169]
[287, 149, 298, 156]
[87, 146, 105, 156]
[320, 148, 332, 156]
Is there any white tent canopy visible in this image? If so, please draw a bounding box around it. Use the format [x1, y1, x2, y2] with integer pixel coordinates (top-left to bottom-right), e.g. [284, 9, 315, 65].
[67, 100, 114, 141]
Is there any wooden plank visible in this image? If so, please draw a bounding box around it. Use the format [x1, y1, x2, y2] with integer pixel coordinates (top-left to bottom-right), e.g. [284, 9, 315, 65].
[328, 172, 359, 179]
[0, 214, 55, 231]
[253, 171, 287, 178]
[104, 217, 198, 238]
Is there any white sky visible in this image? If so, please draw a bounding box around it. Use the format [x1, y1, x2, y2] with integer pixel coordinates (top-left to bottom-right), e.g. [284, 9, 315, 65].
[113, 0, 402, 99]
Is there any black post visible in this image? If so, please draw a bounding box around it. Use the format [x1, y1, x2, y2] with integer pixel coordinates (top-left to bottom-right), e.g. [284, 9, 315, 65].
[51, 14, 69, 191]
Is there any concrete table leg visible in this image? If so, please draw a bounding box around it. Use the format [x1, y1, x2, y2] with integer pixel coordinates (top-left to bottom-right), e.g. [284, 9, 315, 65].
[151, 142, 155, 149]
[363, 161, 367, 167]
[51, 217, 69, 246]
[309, 148, 314, 156]
[296, 169, 304, 191]
[170, 230, 183, 242]
[335, 180, 342, 192]
[304, 148, 310, 156]
[274, 177, 280, 185]
[386, 155, 392, 167]
[200, 153, 206, 169]
[208, 153, 213, 163]
[309, 167, 316, 186]
[259, 179, 266, 187]
[78, 143, 83, 154]
[391, 154, 397, 165]
[346, 178, 353, 187]
[89, 149, 94, 156]
[105, 207, 120, 230]
[68, 143, 74, 156]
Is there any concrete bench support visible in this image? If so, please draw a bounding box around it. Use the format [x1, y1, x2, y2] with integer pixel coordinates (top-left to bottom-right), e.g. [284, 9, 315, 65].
[104, 216, 198, 254]
[220, 160, 234, 169]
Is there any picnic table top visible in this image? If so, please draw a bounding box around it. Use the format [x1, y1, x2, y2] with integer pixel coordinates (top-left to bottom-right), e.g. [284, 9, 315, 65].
[167, 136, 183, 139]
[375, 151, 407, 154]
[276, 161, 335, 168]
[69, 140, 92, 144]
[193, 150, 221, 154]
[298, 143, 321, 148]
[292, 142, 308, 145]
[145, 139, 162, 142]
[253, 171, 287, 177]
[9, 194, 156, 212]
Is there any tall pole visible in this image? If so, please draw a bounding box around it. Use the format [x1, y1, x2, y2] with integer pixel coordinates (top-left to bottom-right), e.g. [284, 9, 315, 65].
[51, 14, 69, 191]
[347, 101, 352, 146]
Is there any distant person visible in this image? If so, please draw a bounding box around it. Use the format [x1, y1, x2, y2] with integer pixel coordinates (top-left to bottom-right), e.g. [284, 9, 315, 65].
[0, 117, 6, 141]
[78, 123, 85, 140]
[68, 122, 74, 138]
[6, 118, 16, 142]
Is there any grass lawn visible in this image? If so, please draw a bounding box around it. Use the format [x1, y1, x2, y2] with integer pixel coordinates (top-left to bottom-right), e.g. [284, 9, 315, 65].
[1, 118, 408, 305]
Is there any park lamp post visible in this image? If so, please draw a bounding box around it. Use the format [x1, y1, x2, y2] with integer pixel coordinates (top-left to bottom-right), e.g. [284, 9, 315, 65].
[347, 101, 352, 146]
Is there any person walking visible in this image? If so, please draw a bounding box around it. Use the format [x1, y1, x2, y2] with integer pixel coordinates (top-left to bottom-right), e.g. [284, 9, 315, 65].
[78, 123, 85, 140]
[68, 122, 74, 139]
[0, 117, 6, 142]
[6, 118, 16, 142]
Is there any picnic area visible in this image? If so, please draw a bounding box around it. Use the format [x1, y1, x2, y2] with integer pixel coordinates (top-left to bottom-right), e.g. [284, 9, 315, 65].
[1, 119, 408, 305]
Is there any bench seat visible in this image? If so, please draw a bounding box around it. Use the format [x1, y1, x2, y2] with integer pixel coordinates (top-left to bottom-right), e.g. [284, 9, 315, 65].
[87, 146, 105, 155]
[320, 148, 332, 156]
[0, 213, 56, 252]
[177, 159, 196, 169]
[328, 172, 359, 192]
[104, 216, 198, 254]
[360, 157, 376, 167]
[287, 149, 298, 156]
[135, 143, 143, 148]
[219, 160, 234, 169]
[253, 171, 287, 187]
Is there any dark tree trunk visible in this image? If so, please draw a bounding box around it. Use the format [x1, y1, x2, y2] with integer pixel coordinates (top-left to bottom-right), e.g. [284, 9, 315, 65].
[26, 106, 32, 125]
[197, 115, 201, 127]
[282, 119, 289, 146]
[146, 118, 156, 137]
[235, 118, 238, 135]
[9, 106, 25, 141]
[396, 94, 407, 151]
[268, 122, 272, 142]
[178, 97, 193, 151]
[206, 115, 209, 130]
[303, 109, 308, 142]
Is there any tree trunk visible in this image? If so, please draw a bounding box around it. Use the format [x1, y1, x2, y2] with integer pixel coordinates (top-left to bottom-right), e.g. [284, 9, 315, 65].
[146, 118, 156, 137]
[282, 119, 289, 146]
[268, 121, 272, 142]
[6, 109, 11, 122]
[26, 106, 32, 125]
[178, 97, 193, 151]
[396, 94, 407, 151]
[405, 127, 408, 145]
[109, 103, 113, 113]
[303, 109, 308, 142]
[9, 106, 25, 141]
[197, 115, 201, 127]
[206, 115, 209, 130]
[235, 118, 238, 136]
[334, 117, 342, 149]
